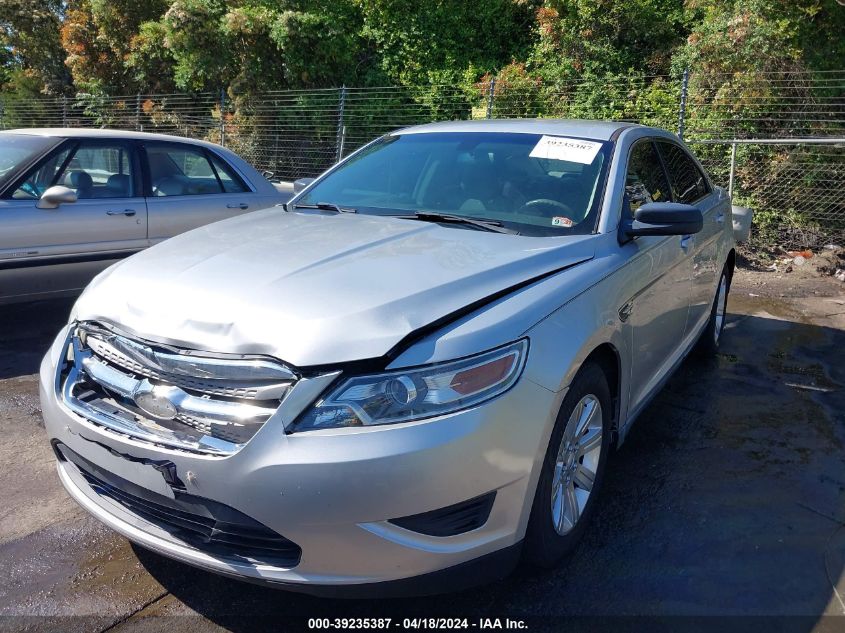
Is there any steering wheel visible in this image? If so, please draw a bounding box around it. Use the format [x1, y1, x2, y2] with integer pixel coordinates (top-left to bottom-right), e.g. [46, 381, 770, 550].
[19, 181, 42, 199]
[518, 198, 575, 219]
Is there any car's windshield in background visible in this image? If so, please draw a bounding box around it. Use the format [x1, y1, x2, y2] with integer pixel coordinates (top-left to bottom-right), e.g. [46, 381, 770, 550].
[0, 134, 57, 191]
[296, 132, 611, 237]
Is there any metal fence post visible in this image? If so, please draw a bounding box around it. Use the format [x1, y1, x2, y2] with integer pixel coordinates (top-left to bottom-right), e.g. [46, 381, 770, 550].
[728, 141, 737, 199]
[219, 89, 226, 147]
[62, 96, 68, 127]
[678, 68, 689, 140]
[0, 94, 4, 130]
[336, 85, 347, 162]
[135, 94, 141, 131]
[486, 77, 496, 119]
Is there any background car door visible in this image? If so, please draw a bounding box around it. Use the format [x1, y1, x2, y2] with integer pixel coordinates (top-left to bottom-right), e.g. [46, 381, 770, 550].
[141, 141, 260, 244]
[621, 139, 693, 411]
[0, 139, 147, 301]
[656, 140, 725, 338]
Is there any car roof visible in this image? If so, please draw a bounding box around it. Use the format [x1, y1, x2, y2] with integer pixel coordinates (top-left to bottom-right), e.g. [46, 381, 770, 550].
[2, 127, 222, 149]
[394, 119, 643, 141]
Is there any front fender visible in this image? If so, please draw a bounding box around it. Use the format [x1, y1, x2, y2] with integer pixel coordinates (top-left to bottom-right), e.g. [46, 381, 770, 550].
[523, 281, 629, 395]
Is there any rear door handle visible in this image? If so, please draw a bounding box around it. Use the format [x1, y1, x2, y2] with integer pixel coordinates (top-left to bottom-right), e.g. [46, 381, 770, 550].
[680, 235, 694, 250]
[106, 209, 136, 216]
[227, 203, 249, 210]
[716, 211, 725, 224]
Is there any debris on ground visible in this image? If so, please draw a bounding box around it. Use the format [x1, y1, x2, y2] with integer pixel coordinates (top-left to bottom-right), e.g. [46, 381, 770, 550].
[787, 250, 814, 260]
[739, 244, 845, 282]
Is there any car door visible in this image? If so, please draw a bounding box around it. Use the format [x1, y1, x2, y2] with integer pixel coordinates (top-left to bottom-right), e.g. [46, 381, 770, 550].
[0, 139, 147, 302]
[656, 140, 724, 338]
[140, 141, 259, 245]
[620, 139, 693, 411]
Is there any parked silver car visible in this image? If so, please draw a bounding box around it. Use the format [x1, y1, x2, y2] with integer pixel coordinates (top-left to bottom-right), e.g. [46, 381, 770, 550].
[40, 120, 735, 596]
[0, 129, 292, 304]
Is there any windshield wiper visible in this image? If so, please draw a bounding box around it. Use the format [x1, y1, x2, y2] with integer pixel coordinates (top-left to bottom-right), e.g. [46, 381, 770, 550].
[399, 211, 518, 234]
[292, 202, 357, 213]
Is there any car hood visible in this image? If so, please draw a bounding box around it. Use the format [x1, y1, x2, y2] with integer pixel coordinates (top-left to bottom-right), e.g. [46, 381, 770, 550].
[75, 209, 595, 367]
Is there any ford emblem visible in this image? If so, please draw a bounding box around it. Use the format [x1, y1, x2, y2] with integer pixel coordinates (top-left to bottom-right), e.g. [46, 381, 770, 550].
[135, 390, 178, 420]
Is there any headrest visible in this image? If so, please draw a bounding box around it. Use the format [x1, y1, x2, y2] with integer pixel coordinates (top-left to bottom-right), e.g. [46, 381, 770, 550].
[68, 171, 93, 189]
[106, 174, 131, 193]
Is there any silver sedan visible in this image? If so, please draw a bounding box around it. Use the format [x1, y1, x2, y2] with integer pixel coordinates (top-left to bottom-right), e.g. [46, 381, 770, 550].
[0, 128, 292, 304]
[39, 119, 735, 596]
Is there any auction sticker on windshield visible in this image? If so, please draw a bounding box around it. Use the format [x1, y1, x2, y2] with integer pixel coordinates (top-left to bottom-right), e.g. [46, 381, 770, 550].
[552, 216, 574, 227]
[529, 135, 603, 164]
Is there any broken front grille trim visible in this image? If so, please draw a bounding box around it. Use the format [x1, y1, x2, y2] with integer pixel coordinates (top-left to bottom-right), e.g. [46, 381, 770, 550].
[59, 323, 299, 456]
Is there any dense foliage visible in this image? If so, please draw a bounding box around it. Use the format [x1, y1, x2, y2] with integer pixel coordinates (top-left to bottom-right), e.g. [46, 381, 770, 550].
[1, 1, 842, 242]
[2, 0, 842, 98]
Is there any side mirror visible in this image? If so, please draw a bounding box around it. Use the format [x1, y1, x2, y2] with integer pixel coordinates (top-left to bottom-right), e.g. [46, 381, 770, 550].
[622, 201, 703, 239]
[37, 185, 78, 210]
[293, 177, 315, 194]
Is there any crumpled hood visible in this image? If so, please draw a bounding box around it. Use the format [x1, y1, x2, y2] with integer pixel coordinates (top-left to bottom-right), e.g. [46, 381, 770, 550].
[75, 209, 595, 367]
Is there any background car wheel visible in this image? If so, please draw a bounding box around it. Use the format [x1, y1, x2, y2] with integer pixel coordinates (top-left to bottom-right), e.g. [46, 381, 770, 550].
[695, 266, 731, 356]
[523, 361, 612, 569]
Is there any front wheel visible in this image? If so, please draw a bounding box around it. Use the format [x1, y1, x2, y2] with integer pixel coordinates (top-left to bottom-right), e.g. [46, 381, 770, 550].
[523, 362, 612, 568]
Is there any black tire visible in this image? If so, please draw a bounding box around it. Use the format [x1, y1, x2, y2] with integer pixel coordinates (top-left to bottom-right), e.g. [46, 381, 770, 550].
[695, 266, 731, 356]
[523, 361, 613, 569]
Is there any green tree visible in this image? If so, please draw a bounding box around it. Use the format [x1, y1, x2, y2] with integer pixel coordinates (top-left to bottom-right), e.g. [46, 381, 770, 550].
[355, 0, 536, 85]
[61, 0, 169, 94]
[528, 0, 696, 84]
[0, 0, 72, 95]
[156, 0, 366, 93]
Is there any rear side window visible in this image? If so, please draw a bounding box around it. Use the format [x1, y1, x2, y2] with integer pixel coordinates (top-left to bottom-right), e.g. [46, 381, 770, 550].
[209, 154, 248, 193]
[657, 141, 709, 204]
[625, 141, 671, 214]
[144, 143, 247, 196]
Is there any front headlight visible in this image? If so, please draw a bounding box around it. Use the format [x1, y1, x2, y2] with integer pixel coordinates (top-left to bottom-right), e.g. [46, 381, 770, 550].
[293, 339, 528, 431]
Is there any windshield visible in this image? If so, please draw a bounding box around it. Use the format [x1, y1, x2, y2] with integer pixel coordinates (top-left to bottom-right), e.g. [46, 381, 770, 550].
[0, 134, 57, 191]
[296, 132, 611, 236]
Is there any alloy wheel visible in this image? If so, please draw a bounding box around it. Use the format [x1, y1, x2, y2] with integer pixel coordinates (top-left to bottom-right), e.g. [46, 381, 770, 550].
[714, 274, 728, 345]
[551, 394, 603, 536]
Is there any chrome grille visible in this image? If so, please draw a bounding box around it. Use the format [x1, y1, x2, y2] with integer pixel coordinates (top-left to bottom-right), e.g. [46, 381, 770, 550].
[59, 322, 298, 455]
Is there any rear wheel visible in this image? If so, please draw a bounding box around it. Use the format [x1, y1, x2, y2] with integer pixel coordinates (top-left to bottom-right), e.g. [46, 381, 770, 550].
[696, 267, 731, 356]
[523, 362, 612, 568]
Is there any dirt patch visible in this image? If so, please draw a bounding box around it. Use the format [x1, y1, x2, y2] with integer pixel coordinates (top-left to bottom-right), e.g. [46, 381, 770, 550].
[738, 243, 845, 284]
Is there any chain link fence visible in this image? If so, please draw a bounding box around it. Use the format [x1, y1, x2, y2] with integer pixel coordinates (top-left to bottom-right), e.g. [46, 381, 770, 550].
[1, 71, 842, 248]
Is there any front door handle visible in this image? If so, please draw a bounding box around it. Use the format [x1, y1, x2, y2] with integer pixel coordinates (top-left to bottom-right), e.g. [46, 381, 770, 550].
[680, 234, 694, 250]
[106, 209, 136, 216]
[716, 211, 725, 224]
[227, 203, 249, 210]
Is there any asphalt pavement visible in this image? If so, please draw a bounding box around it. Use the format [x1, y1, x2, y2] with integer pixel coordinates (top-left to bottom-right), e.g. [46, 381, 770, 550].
[0, 269, 843, 632]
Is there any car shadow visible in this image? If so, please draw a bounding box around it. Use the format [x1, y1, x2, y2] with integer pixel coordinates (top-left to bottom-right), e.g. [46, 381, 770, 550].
[0, 298, 75, 379]
[128, 308, 845, 628]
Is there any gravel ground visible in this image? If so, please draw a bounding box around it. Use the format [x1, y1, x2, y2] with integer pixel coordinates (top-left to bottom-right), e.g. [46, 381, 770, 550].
[0, 268, 843, 632]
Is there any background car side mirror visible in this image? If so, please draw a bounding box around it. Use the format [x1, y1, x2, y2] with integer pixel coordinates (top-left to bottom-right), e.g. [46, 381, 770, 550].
[293, 177, 315, 194]
[36, 185, 78, 210]
[621, 201, 703, 240]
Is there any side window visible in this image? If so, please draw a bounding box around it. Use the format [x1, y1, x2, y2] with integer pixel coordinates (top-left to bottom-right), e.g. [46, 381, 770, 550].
[11, 146, 74, 200]
[13, 142, 135, 200]
[145, 144, 245, 196]
[63, 144, 135, 199]
[625, 140, 671, 215]
[657, 141, 709, 204]
[208, 154, 248, 193]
